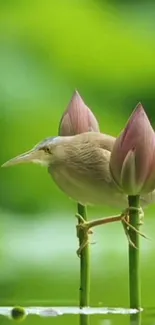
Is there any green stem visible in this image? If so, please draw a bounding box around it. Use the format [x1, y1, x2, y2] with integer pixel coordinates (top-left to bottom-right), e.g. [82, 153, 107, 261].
[130, 313, 141, 325]
[77, 203, 90, 325]
[128, 195, 141, 312]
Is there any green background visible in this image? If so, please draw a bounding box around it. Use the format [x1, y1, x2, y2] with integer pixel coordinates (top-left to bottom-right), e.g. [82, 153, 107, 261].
[0, 1, 155, 324]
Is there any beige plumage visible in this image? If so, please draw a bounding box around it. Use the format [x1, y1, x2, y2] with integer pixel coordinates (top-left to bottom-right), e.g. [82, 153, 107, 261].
[2, 131, 155, 210]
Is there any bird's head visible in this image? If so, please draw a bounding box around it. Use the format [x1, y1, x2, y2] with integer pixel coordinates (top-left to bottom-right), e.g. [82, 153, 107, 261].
[1, 136, 68, 168]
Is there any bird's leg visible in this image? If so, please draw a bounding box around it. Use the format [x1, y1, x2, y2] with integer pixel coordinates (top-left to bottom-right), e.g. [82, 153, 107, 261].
[76, 213, 123, 256]
[76, 207, 149, 255]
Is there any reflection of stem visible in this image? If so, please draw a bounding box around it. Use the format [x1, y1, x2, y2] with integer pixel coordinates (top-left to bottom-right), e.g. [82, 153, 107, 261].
[130, 312, 141, 325]
[77, 203, 90, 325]
[128, 195, 141, 314]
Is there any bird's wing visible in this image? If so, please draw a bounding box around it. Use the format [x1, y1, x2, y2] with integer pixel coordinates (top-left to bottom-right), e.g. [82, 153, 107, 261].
[63, 132, 116, 184]
[77, 132, 116, 152]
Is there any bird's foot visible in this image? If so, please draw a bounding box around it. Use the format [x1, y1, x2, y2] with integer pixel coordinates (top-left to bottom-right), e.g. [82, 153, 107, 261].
[121, 207, 149, 248]
[75, 207, 148, 254]
[75, 213, 125, 256]
[137, 208, 144, 226]
[75, 213, 94, 257]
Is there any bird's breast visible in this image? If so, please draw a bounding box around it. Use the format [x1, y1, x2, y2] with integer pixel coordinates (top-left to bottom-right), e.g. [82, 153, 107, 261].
[48, 164, 127, 208]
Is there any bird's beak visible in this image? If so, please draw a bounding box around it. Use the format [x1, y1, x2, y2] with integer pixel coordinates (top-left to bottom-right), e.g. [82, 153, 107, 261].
[1, 149, 40, 167]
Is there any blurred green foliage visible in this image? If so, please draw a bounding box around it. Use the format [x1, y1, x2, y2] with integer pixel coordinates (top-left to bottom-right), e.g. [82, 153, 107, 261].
[0, 1, 155, 325]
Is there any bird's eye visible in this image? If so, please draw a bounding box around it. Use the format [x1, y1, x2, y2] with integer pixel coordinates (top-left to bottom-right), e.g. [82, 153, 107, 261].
[44, 147, 50, 154]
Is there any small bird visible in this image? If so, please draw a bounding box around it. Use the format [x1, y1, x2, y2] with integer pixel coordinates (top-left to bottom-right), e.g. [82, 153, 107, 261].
[2, 132, 152, 252]
[2, 132, 126, 205]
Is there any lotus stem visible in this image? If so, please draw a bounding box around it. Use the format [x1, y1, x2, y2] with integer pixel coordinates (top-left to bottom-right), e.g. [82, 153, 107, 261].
[128, 195, 141, 313]
[77, 203, 90, 325]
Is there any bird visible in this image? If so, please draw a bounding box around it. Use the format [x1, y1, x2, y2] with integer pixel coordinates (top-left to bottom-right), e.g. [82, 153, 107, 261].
[2, 131, 152, 253]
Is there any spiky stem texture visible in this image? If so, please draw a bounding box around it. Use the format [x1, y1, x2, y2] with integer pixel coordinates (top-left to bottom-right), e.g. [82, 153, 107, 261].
[77, 203, 90, 325]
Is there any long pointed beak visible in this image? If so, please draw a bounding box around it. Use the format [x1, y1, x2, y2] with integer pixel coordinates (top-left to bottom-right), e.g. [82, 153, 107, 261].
[1, 149, 39, 167]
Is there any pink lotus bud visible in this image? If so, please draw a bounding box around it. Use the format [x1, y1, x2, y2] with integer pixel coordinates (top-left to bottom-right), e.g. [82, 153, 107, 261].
[110, 103, 155, 195]
[58, 90, 100, 136]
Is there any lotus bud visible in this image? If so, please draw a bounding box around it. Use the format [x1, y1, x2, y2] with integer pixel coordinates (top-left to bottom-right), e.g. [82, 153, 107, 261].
[110, 103, 155, 195]
[58, 90, 100, 136]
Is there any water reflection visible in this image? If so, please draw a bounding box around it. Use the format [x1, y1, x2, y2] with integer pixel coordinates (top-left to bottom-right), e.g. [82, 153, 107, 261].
[0, 306, 142, 318]
[1, 306, 155, 324]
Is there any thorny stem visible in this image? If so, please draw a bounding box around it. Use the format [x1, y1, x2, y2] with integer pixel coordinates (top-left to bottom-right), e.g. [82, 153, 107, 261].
[77, 203, 90, 325]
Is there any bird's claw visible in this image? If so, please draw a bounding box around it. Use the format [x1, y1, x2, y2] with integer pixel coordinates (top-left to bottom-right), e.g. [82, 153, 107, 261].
[121, 207, 149, 248]
[75, 213, 93, 236]
[121, 220, 137, 249]
[75, 213, 93, 257]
